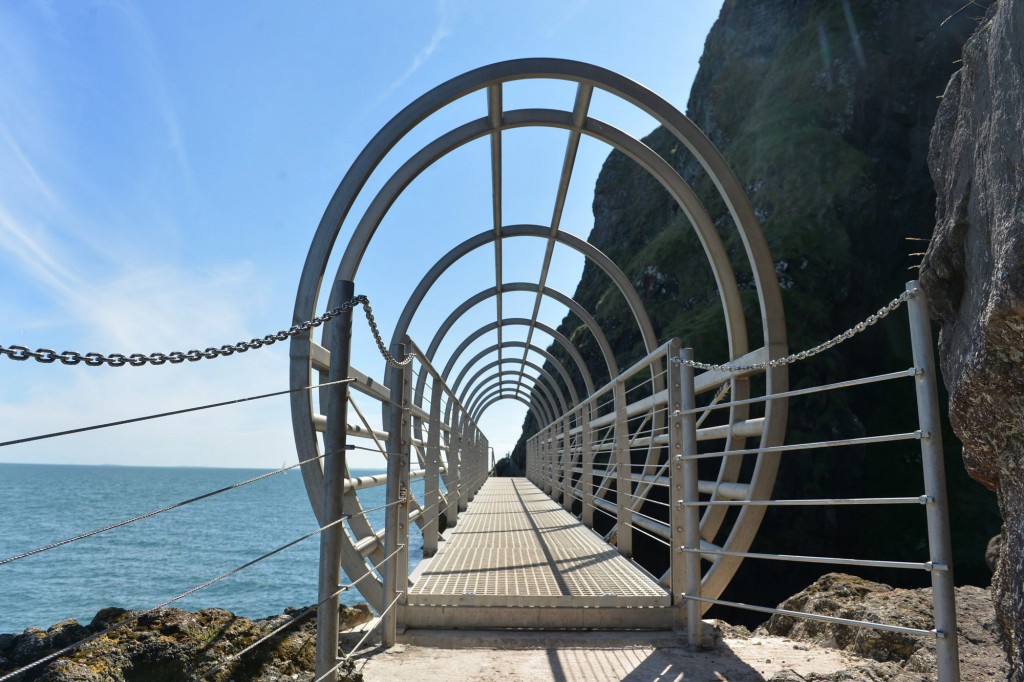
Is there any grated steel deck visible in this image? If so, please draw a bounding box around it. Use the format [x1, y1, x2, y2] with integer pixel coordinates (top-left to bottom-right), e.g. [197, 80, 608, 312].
[408, 478, 670, 608]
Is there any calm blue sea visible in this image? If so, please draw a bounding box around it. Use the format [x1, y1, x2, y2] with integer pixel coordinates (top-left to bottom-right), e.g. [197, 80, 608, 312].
[0, 463, 423, 634]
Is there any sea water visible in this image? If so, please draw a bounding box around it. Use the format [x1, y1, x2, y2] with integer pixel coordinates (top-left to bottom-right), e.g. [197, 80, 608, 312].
[0, 463, 423, 634]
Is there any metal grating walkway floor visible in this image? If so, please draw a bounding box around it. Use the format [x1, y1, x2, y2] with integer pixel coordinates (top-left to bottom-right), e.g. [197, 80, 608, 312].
[408, 478, 670, 608]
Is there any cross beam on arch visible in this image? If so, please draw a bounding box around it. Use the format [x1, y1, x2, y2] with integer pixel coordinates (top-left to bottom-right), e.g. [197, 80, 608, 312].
[290, 58, 789, 613]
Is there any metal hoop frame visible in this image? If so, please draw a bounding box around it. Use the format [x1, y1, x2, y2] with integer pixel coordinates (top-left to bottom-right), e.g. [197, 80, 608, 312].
[291, 58, 788, 613]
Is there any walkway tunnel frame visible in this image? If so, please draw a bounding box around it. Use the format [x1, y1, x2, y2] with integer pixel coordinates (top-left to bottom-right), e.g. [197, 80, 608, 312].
[290, 58, 789, 619]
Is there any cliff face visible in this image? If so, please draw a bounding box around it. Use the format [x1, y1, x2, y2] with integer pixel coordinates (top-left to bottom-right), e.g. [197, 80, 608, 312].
[515, 0, 1001, 614]
[920, 0, 1024, 676]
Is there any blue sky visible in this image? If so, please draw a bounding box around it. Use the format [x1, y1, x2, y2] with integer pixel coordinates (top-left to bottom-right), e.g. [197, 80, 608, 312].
[0, 1, 723, 469]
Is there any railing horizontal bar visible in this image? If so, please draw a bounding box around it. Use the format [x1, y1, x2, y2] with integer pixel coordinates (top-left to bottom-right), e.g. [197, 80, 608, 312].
[698, 480, 750, 500]
[680, 496, 928, 507]
[354, 528, 385, 557]
[567, 409, 761, 443]
[682, 595, 935, 637]
[581, 390, 669, 432]
[684, 431, 921, 460]
[542, 341, 674, 429]
[683, 367, 917, 415]
[678, 546, 933, 570]
[314, 418, 452, 452]
[344, 469, 428, 492]
[692, 347, 768, 394]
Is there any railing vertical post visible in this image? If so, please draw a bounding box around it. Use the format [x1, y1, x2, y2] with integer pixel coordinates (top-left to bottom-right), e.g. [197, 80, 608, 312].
[424, 378, 443, 557]
[613, 379, 633, 556]
[906, 280, 960, 682]
[562, 416, 573, 510]
[581, 404, 594, 526]
[469, 428, 479, 499]
[678, 347, 703, 646]
[444, 417, 459, 529]
[457, 420, 468, 511]
[532, 436, 540, 483]
[382, 340, 411, 647]
[667, 341, 686, 631]
[540, 430, 548, 492]
[548, 428, 555, 496]
[315, 279, 353, 682]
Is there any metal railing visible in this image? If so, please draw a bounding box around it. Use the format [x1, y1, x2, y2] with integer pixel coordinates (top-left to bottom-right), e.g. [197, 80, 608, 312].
[525, 281, 960, 682]
[312, 280, 489, 680]
[0, 284, 490, 682]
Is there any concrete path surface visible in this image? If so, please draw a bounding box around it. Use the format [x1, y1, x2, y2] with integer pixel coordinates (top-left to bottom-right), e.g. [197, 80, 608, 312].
[345, 627, 875, 681]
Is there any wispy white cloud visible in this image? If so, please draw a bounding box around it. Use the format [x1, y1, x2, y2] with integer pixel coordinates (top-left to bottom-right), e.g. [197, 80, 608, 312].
[379, 0, 456, 101]
[542, 0, 591, 39]
[0, 220, 289, 468]
[0, 121, 57, 205]
[112, 0, 193, 184]
[0, 206, 83, 303]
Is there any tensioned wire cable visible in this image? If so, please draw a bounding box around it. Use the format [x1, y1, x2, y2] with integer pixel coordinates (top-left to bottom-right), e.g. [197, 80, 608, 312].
[0, 446, 348, 566]
[195, 543, 406, 681]
[0, 499, 415, 682]
[0, 378, 353, 449]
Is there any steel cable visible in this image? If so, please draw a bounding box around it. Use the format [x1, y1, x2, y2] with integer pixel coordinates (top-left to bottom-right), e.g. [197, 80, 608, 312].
[0, 451, 405, 567]
[0, 378, 353, 449]
[0, 447, 346, 566]
[195, 543, 405, 681]
[0, 516, 349, 682]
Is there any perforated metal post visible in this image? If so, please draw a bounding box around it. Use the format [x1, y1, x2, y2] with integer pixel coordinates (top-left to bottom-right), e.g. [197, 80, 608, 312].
[678, 347, 703, 646]
[456, 420, 468, 512]
[424, 378, 443, 557]
[562, 415, 573, 510]
[382, 340, 411, 647]
[315, 279, 354, 682]
[613, 379, 633, 556]
[906, 281, 960, 682]
[444, 414, 459, 529]
[667, 341, 686, 630]
[581, 404, 594, 526]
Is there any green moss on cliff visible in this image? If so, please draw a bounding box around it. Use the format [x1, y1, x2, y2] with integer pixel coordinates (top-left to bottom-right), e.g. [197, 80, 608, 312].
[514, 0, 1000, 616]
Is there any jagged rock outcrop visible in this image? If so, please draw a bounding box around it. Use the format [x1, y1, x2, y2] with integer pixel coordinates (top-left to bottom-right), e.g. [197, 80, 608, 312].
[0, 604, 371, 682]
[514, 0, 1002, 618]
[760, 573, 1008, 681]
[920, 0, 1024, 677]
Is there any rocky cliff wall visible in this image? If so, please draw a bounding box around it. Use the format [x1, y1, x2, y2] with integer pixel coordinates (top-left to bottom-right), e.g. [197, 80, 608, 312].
[920, 0, 1024, 676]
[515, 0, 1001, 617]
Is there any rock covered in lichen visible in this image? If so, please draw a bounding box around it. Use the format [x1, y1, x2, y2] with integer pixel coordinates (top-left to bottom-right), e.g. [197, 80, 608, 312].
[759, 573, 1007, 681]
[0, 604, 371, 682]
[920, 0, 1024, 678]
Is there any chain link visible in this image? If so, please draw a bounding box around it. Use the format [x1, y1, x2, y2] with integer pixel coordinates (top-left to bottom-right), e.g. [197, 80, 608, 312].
[0, 295, 414, 369]
[0, 289, 911, 372]
[354, 296, 415, 368]
[680, 289, 913, 373]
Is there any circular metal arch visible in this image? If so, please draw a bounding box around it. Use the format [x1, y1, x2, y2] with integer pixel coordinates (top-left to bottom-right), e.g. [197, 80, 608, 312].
[459, 359, 569, 418]
[291, 58, 789, 613]
[415, 282, 613, 411]
[465, 372, 560, 424]
[473, 386, 547, 424]
[391, 225, 655, 398]
[450, 342, 580, 409]
[439, 318, 595, 429]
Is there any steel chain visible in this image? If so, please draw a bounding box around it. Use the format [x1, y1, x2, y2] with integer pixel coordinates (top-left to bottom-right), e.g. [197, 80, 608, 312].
[0, 295, 414, 369]
[680, 289, 913, 373]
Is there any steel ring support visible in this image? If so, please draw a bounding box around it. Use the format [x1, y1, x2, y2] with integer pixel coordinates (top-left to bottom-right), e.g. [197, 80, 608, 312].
[460, 360, 569, 419]
[450, 342, 579, 410]
[464, 372, 560, 424]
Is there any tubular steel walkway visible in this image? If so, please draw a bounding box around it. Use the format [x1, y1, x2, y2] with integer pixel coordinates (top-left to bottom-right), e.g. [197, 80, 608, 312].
[404, 477, 671, 629]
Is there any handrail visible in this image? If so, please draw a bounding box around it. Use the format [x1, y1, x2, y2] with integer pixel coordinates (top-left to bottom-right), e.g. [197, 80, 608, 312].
[525, 283, 959, 682]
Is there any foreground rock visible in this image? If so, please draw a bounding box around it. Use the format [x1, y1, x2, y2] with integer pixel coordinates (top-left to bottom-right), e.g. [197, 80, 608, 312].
[0, 604, 371, 682]
[759, 573, 1007, 680]
[920, 0, 1024, 677]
